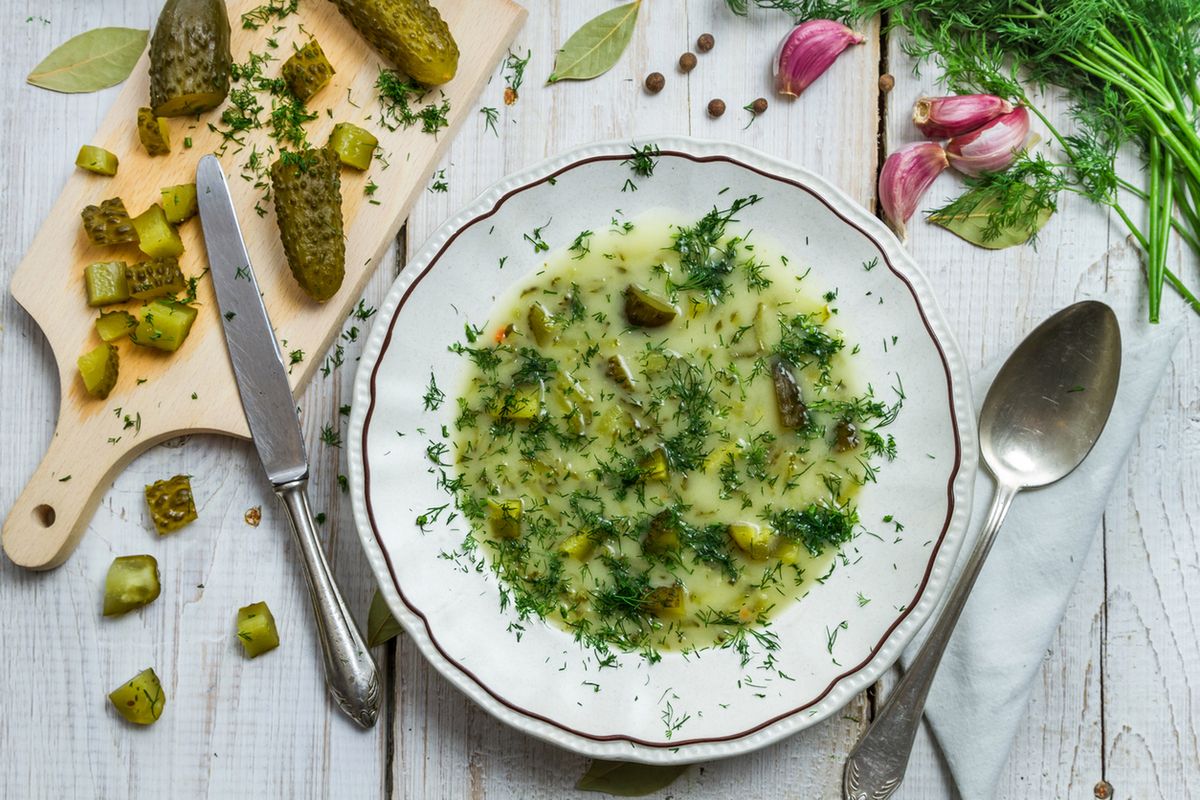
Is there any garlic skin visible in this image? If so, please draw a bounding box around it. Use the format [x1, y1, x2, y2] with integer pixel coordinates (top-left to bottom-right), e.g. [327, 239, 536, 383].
[879, 142, 950, 241]
[912, 94, 1014, 139]
[774, 20, 865, 98]
[945, 106, 1030, 177]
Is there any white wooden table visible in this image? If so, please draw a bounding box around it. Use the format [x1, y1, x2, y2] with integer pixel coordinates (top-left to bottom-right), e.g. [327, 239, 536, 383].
[2, 3, 1196, 798]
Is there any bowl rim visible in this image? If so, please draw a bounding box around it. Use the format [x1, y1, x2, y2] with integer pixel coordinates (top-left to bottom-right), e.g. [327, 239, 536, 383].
[348, 135, 978, 762]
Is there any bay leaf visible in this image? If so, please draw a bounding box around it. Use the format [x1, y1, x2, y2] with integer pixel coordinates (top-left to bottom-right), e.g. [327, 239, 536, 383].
[27, 27, 148, 93]
[548, 2, 642, 83]
[928, 184, 1053, 249]
[367, 588, 402, 647]
[576, 760, 688, 796]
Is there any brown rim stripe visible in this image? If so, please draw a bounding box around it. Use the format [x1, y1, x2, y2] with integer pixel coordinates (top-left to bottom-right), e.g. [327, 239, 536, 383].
[360, 150, 964, 748]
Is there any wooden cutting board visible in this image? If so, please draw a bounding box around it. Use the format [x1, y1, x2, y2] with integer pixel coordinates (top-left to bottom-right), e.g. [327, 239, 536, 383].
[3, 0, 526, 570]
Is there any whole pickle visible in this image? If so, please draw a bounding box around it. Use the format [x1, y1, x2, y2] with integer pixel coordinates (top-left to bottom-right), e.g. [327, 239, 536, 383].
[270, 148, 345, 301]
[149, 0, 232, 116]
[327, 0, 459, 86]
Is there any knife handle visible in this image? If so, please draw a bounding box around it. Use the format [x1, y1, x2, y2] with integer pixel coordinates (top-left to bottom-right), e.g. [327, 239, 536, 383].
[276, 479, 381, 728]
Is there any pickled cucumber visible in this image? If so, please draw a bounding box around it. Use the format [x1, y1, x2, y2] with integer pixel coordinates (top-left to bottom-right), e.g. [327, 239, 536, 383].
[642, 510, 681, 555]
[624, 285, 678, 328]
[487, 498, 523, 539]
[772, 359, 810, 430]
[643, 585, 686, 619]
[84, 261, 130, 307]
[236, 602, 280, 658]
[131, 205, 184, 258]
[728, 521, 773, 560]
[639, 446, 669, 482]
[127, 257, 185, 300]
[144, 474, 197, 535]
[527, 302, 557, 346]
[103, 555, 161, 616]
[108, 667, 165, 725]
[282, 39, 335, 102]
[75, 145, 118, 176]
[81, 197, 138, 246]
[137, 107, 171, 155]
[148, 0, 232, 116]
[131, 299, 197, 352]
[78, 343, 119, 399]
[161, 183, 198, 223]
[557, 532, 597, 561]
[270, 148, 345, 301]
[327, 122, 377, 170]
[96, 310, 137, 342]
[328, 0, 459, 86]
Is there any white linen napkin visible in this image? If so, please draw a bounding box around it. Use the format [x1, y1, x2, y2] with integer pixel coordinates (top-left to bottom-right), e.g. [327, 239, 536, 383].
[899, 318, 1182, 800]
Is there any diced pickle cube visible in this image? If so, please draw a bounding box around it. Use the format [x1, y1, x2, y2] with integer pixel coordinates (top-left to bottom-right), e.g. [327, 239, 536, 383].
[108, 667, 165, 725]
[557, 532, 596, 561]
[327, 122, 378, 170]
[527, 301, 557, 347]
[775, 539, 803, 565]
[127, 257, 185, 300]
[160, 183, 198, 224]
[729, 521, 774, 560]
[492, 385, 541, 420]
[144, 474, 198, 535]
[282, 39, 335, 102]
[96, 310, 137, 342]
[131, 299, 197, 352]
[623, 284, 678, 328]
[642, 510, 681, 555]
[643, 585, 686, 619]
[103, 555, 161, 616]
[606, 354, 636, 391]
[82, 197, 138, 245]
[78, 343, 119, 399]
[639, 446, 669, 482]
[487, 498, 523, 539]
[834, 419, 860, 452]
[76, 145, 119, 176]
[84, 261, 130, 306]
[236, 601, 281, 658]
[137, 107, 171, 155]
[131, 204, 184, 258]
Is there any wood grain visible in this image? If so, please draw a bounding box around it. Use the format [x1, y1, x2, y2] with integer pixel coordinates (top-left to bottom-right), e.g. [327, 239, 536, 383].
[2, 0, 526, 570]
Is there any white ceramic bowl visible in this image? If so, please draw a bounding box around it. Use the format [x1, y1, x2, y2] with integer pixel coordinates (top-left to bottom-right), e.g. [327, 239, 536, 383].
[348, 137, 976, 763]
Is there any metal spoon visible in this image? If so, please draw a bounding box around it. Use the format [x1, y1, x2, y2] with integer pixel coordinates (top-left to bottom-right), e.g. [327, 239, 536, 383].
[843, 300, 1122, 800]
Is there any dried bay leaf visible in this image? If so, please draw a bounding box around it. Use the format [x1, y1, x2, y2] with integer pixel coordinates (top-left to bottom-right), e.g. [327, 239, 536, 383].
[548, 1, 642, 83]
[27, 27, 148, 93]
[576, 760, 688, 796]
[928, 183, 1053, 249]
[366, 588, 402, 647]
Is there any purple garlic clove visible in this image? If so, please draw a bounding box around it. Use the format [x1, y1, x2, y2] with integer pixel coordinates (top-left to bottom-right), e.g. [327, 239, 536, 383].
[912, 94, 1014, 139]
[879, 142, 950, 241]
[774, 20, 865, 98]
[945, 106, 1030, 176]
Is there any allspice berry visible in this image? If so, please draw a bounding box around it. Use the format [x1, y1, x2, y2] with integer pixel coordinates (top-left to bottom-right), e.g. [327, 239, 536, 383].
[751, 97, 768, 115]
[697, 33, 715, 52]
[707, 98, 726, 118]
[645, 72, 665, 94]
[679, 52, 698, 73]
[879, 73, 895, 93]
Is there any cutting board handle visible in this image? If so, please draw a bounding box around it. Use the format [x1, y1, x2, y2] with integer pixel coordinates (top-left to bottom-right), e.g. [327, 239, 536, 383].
[3, 419, 140, 570]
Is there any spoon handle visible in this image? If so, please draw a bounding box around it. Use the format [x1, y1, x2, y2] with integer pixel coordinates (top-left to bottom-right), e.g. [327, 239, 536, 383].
[843, 482, 1019, 800]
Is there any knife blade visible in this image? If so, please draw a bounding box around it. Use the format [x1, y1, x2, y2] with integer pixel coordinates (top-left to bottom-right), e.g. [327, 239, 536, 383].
[196, 155, 307, 486]
[195, 155, 380, 727]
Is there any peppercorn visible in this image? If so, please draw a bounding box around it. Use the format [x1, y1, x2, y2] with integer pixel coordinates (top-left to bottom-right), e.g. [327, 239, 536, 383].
[679, 52, 698, 73]
[697, 33, 715, 52]
[879, 73, 895, 93]
[750, 97, 768, 115]
[644, 72, 665, 94]
[707, 98, 726, 118]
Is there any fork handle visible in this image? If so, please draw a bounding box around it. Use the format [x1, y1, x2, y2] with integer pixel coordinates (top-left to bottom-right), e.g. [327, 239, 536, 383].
[843, 482, 1019, 800]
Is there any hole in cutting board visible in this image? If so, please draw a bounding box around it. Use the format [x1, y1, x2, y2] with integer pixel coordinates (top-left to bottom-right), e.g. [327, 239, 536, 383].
[33, 504, 55, 527]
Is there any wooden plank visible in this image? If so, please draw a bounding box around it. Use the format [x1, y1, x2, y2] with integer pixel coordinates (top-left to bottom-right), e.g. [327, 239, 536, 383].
[3, 0, 526, 570]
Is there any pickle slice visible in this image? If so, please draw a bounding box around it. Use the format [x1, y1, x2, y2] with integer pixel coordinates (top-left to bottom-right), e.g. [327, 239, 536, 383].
[84, 261, 130, 307]
[75, 145, 118, 176]
[642, 510, 681, 555]
[131, 205, 184, 258]
[96, 310, 137, 342]
[527, 301, 558, 347]
[136, 107, 171, 155]
[81, 198, 138, 246]
[623, 284, 678, 328]
[605, 355, 636, 391]
[327, 122, 378, 170]
[127, 257, 185, 300]
[487, 498, 523, 539]
[643, 585, 686, 619]
[160, 183, 198, 224]
[282, 39, 335, 102]
[131, 299, 197, 352]
[639, 446, 669, 482]
[236, 601, 281, 658]
[557, 532, 597, 561]
[78, 344, 119, 399]
[144, 474, 197, 535]
[772, 359, 810, 430]
[728, 521, 774, 560]
[108, 667, 166, 725]
[103, 555, 161, 616]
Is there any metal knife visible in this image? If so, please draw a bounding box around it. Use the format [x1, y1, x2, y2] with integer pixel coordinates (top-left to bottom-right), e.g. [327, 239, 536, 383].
[195, 155, 380, 728]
